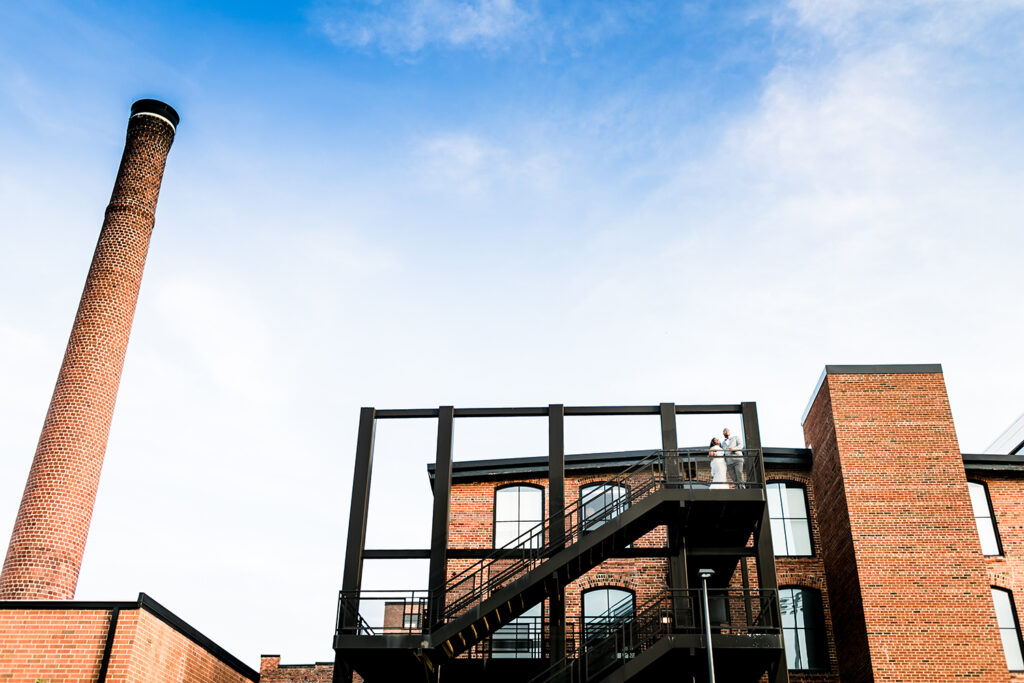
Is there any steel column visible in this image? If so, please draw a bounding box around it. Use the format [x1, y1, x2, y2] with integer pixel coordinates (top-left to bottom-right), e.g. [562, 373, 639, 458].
[341, 407, 376, 598]
[743, 401, 789, 683]
[548, 404, 566, 660]
[428, 406, 455, 629]
[662, 403, 689, 594]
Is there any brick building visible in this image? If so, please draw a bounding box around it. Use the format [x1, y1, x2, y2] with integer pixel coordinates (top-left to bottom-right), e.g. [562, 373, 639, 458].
[331, 366, 1024, 683]
[2, 102, 1023, 683]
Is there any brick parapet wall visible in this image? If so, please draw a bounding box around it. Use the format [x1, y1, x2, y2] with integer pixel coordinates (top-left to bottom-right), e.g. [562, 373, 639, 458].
[803, 370, 1008, 682]
[0, 597, 256, 682]
[260, 655, 338, 682]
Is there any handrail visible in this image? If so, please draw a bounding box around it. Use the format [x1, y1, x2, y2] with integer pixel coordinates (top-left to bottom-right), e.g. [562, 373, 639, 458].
[527, 588, 779, 683]
[433, 449, 763, 627]
[337, 449, 764, 640]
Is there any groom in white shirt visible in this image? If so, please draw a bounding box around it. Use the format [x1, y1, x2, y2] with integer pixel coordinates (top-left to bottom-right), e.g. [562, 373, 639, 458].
[723, 427, 745, 485]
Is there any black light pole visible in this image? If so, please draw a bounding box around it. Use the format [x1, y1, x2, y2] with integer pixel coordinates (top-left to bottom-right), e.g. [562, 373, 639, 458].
[699, 568, 716, 683]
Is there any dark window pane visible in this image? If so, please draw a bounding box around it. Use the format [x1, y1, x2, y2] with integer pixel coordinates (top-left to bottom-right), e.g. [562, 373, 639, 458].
[780, 587, 827, 671]
[581, 484, 629, 531]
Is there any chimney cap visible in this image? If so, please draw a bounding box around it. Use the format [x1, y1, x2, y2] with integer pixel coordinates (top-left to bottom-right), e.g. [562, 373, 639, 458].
[130, 99, 180, 129]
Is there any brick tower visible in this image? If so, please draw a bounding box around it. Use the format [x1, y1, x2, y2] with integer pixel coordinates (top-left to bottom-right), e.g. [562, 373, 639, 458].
[0, 99, 179, 600]
[802, 365, 1007, 682]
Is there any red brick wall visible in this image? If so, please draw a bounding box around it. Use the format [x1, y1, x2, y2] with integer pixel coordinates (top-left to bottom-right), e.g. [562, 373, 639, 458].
[0, 603, 256, 683]
[0, 108, 176, 600]
[803, 370, 1008, 682]
[0, 608, 111, 681]
[260, 655, 338, 682]
[106, 608, 253, 682]
[766, 467, 840, 683]
[976, 474, 1024, 681]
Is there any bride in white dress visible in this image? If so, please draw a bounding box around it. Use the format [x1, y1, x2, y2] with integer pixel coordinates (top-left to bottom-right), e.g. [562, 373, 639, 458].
[709, 437, 728, 489]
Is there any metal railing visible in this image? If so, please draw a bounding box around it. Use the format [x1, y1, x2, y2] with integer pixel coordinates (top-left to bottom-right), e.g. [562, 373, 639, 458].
[336, 590, 429, 636]
[528, 588, 779, 683]
[336, 449, 763, 639]
[436, 449, 763, 627]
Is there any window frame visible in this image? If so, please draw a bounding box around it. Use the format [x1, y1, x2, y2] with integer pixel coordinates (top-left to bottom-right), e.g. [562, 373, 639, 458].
[491, 602, 544, 659]
[581, 586, 636, 644]
[492, 483, 546, 550]
[766, 480, 814, 557]
[992, 586, 1024, 672]
[968, 480, 1003, 557]
[778, 585, 829, 672]
[578, 481, 631, 533]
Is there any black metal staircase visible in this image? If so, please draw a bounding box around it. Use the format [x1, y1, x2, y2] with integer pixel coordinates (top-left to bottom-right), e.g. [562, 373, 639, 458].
[335, 448, 781, 682]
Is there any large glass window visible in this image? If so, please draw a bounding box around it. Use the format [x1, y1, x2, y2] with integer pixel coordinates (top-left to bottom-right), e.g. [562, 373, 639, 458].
[580, 483, 629, 533]
[582, 587, 634, 642]
[992, 588, 1024, 671]
[492, 603, 542, 658]
[767, 482, 812, 556]
[494, 485, 544, 549]
[969, 481, 1002, 556]
[779, 587, 828, 671]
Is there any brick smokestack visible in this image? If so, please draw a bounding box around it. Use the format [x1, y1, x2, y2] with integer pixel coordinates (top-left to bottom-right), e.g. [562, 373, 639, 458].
[0, 99, 179, 600]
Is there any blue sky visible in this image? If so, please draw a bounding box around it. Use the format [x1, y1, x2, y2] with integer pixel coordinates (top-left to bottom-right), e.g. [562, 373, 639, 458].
[3, 0, 1024, 668]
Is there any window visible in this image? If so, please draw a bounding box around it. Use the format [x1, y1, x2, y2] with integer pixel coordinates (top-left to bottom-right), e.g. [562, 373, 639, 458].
[492, 603, 542, 658]
[968, 481, 1002, 556]
[580, 483, 629, 533]
[403, 612, 419, 629]
[992, 588, 1024, 671]
[779, 587, 828, 671]
[494, 485, 544, 549]
[767, 482, 812, 556]
[582, 588, 634, 642]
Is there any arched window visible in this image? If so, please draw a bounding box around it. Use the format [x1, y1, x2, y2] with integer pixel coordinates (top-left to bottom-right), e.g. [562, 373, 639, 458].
[992, 587, 1024, 671]
[767, 482, 812, 556]
[582, 587, 634, 642]
[494, 484, 544, 549]
[580, 483, 629, 533]
[968, 481, 1002, 556]
[492, 602, 542, 658]
[779, 586, 828, 671]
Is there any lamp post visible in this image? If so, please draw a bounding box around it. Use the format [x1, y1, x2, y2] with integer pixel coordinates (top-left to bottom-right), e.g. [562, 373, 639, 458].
[699, 568, 716, 683]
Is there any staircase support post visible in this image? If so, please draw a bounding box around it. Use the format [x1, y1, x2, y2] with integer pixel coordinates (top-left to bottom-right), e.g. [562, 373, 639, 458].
[548, 404, 566, 660]
[429, 406, 455, 631]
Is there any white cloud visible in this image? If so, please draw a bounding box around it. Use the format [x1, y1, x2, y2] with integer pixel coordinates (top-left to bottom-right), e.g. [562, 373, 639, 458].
[318, 0, 532, 54]
[415, 132, 560, 195]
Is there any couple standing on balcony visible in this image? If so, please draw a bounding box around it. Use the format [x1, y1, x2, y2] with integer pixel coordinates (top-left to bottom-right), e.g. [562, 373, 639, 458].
[709, 427, 744, 489]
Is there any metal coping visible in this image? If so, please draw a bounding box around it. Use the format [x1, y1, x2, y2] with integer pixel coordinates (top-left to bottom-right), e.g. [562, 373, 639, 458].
[130, 98, 180, 129]
[800, 363, 944, 426]
[962, 453, 1024, 474]
[425, 447, 813, 483]
[373, 404, 743, 419]
[0, 592, 258, 680]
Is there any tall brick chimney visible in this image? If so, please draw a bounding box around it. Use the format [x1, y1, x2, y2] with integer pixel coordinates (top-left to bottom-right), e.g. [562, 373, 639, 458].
[0, 99, 179, 600]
